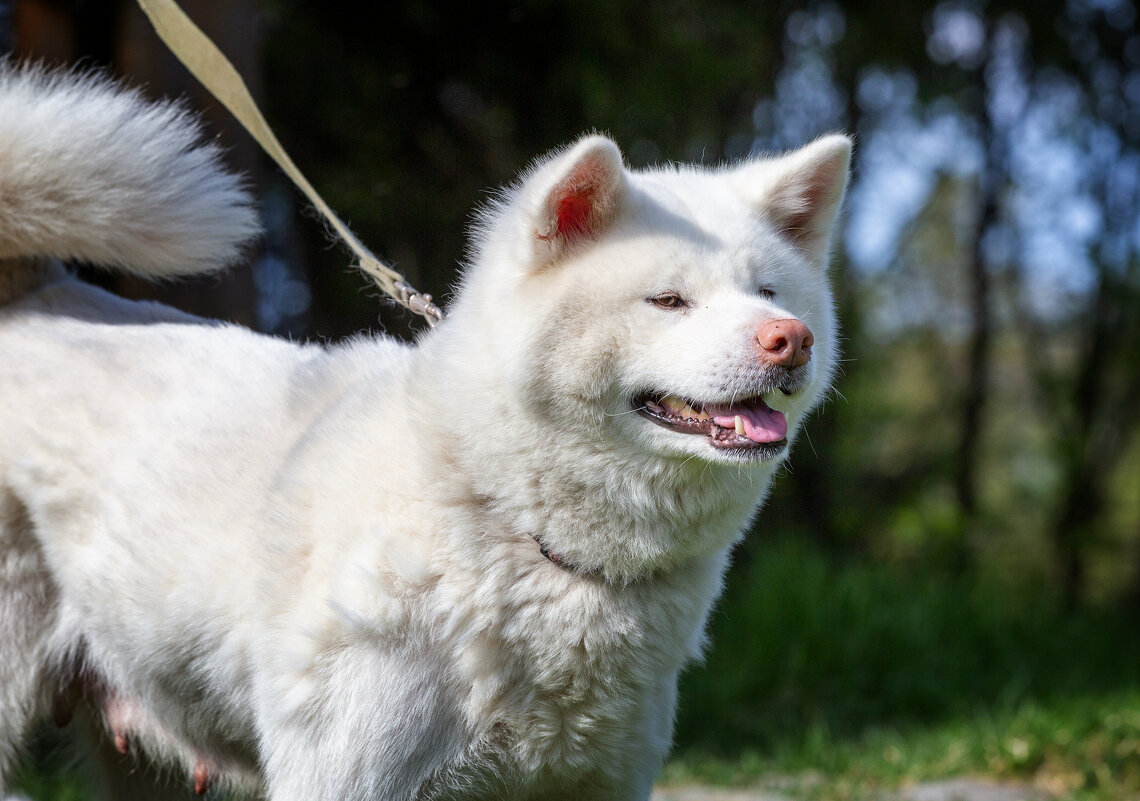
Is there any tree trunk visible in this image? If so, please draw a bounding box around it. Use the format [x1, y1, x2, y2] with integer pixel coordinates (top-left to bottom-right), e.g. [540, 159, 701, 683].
[953, 19, 1002, 551]
[955, 186, 996, 521]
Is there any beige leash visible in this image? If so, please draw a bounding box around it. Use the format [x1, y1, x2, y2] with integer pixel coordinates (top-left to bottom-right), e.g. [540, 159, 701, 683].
[136, 0, 444, 328]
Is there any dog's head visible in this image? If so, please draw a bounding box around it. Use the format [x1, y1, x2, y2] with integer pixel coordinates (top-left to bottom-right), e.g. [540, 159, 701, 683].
[452, 133, 850, 470]
[431, 134, 850, 577]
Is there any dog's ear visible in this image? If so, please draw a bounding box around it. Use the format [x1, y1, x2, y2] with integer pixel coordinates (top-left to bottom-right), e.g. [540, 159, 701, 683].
[736, 134, 852, 264]
[527, 134, 626, 264]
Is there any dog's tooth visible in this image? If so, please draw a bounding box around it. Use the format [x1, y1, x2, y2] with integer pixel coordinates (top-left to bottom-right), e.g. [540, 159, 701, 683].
[658, 395, 714, 421]
[687, 403, 709, 420]
[735, 415, 745, 436]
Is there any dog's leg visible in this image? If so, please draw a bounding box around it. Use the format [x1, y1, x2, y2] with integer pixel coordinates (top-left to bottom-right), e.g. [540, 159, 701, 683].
[614, 674, 682, 801]
[0, 492, 54, 791]
[257, 646, 466, 801]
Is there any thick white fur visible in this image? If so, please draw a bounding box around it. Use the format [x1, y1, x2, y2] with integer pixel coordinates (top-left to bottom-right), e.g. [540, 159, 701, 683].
[0, 65, 259, 284]
[0, 64, 850, 801]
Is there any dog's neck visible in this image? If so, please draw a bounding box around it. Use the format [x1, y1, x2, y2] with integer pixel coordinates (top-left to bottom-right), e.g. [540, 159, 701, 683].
[429, 407, 770, 583]
[407, 331, 778, 583]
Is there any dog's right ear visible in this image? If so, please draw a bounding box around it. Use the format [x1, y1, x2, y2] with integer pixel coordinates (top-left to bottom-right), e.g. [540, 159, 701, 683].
[735, 134, 852, 265]
[525, 135, 626, 265]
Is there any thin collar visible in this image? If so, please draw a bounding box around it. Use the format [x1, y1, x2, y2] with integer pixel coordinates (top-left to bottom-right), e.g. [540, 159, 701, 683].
[532, 534, 576, 571]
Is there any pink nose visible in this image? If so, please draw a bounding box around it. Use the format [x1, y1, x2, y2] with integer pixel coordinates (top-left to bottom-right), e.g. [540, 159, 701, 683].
[756, 318, 813, 368]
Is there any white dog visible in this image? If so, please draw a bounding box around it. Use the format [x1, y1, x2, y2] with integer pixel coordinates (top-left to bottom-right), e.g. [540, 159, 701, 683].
[0, 65, 850, 800]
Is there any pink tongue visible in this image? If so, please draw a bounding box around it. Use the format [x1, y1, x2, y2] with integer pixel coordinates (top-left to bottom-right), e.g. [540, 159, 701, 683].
[710, 401, 787, 443]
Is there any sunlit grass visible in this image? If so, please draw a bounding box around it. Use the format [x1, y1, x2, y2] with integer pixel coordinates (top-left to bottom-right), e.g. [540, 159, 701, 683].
[666, 691, 1140, 799]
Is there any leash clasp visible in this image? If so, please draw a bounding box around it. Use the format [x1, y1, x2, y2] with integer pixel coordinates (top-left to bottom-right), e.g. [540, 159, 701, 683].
[393, 280, 444, 328]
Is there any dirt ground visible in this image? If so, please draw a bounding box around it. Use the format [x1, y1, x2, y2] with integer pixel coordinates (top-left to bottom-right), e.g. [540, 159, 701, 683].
[652, 777, 1049, 801]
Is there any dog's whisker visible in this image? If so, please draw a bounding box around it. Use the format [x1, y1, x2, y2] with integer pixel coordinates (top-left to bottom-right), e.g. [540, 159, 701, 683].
[604, 406, 646, 417]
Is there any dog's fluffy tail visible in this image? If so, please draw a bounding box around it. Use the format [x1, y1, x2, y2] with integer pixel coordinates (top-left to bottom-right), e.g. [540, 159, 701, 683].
[0, 64, 260, 293]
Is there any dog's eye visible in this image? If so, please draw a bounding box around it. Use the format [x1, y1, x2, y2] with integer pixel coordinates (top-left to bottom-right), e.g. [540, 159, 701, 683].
[757, 285, 776, 300]
[648, 292, 688, 310]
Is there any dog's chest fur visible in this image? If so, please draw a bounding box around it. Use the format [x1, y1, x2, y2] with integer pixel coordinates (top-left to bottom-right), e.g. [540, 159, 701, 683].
[247, 379, 735, 795]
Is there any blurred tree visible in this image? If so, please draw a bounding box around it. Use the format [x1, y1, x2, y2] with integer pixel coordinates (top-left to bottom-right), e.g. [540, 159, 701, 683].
[757, 0, 1140, 606]
[258, 0, 788, 338]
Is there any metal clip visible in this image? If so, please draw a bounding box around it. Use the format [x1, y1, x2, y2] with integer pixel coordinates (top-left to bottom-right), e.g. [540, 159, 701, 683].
[393, 280, 445, 328]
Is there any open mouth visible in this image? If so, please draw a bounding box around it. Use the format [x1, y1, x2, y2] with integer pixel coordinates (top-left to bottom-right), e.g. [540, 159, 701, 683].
[634, 392, 790, 456]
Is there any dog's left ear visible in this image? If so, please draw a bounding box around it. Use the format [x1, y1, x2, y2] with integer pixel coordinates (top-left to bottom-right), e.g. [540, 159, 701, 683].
[527, 134, 626, 264]
[736, 134, 852, 264]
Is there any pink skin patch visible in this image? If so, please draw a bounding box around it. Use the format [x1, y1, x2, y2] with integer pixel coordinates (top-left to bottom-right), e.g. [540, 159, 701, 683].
[106, 697, 132, 754]
[98, 686, 144, 757]
[194, 761, 212, 796]
[544, 155, 616, 243]
[555, 188, 595, 240]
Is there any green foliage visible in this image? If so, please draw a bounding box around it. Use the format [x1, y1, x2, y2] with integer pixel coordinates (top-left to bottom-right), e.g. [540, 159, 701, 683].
[669, 539, 1140, 798]
[12, 771, 86, 801]
[676, 538, 1140, 751]
[11, 729, 88, 801]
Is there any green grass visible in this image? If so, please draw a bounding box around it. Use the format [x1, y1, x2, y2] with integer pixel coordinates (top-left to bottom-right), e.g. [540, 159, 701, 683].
[11, 772, 88, 801]
[665, 692, 1140, 799]
[668, 538, 1140, 799]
